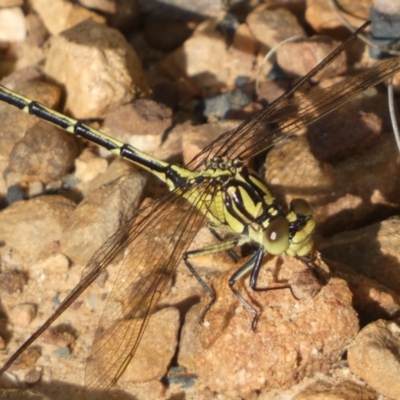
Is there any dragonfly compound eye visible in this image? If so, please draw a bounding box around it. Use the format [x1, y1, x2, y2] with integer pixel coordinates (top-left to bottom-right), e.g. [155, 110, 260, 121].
[264, 217, 289, 255]
[290, 198, 312, 217]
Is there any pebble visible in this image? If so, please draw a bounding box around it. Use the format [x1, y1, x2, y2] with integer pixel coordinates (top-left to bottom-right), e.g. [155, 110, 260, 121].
[8, 120, 81, 182]
[0, 0, 23, 7]
[118, 307, 180, 384]
[203, 89, 252, 120]
[276, 37, 347, 83]
[0, 6, 26, 42]
[1, 2, 400, 399]
[179, 256, 358, 396]
[305, 0, 370, 37]
[0, 195, 75, 266]
[44, 19, 150, 119]
[60, 170, 147, 265]
[247, 5, 305, 48]
[265, 131, 400, 237]
[9, 303, 36, 327]
[348, 319, 400, 400]
[101, 99, 173, 154]
[31, 0, 106, 35]
[321, 216, 400, 294]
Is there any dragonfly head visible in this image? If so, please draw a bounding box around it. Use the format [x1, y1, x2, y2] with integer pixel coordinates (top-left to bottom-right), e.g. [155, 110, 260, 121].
[263, 198, 315, 257]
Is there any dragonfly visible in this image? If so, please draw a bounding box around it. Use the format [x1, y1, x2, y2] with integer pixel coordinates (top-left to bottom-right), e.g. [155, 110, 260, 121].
[0, 21, 400, 397]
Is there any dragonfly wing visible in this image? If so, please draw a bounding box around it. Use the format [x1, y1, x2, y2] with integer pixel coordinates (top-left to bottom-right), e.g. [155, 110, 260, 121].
[187, 55, 400, 168]
[84, 180, 213, 396]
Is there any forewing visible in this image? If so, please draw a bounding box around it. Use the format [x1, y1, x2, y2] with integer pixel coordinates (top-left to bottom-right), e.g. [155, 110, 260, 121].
[84, 180, 213, 397]
[187, 55, 400, 169]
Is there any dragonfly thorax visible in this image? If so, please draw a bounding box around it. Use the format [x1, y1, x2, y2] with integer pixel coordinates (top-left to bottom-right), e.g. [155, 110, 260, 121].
[196, 159, 316, 258]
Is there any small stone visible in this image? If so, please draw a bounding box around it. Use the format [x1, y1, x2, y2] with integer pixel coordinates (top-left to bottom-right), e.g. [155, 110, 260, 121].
[144, 20, 193, 52]
[118, 307, 180, 384]
[43, 325, 76, 348]
[321, 217, 400, 294]
[265, 131, 400, 237]
[24, 12, 49, 47]
[26, 180, 44, 198]
[163, 18, 257, 93]
[348, 319, 400, 400]
[203, 89, 252, 120]
[23, 367, 42, 384]
[0, 195, 75, 266]
[78, 0, 116, 13]
[73, 148, 109, 185]
[305, 0, 370, 37]
[179, 256, 358, 396]
[0, 270, 28, 294]
[9, 303, 36, 327]
[326, 259, 400, 324]
[294, 379, 377, 400]
[0, 0, 23, 6]
[0, 336, 6, 350]
[60, 171, 146, 265]
[8, 120, 81, 182]
[139, 0, 226, 20]
[0, 7, 26, 42]
[101, 99, 173, 155]
[44, 19, 149, 119]
[182, 120, 240, 165]
[31, 0, 106, 35]
[277, 37, 347, 83]
[247, 5, 305, 49]
[31, 242, 70, 274]
[0, 80, 61, 159]
[108, 0, 139, 31]
[8, 347, 40, 371]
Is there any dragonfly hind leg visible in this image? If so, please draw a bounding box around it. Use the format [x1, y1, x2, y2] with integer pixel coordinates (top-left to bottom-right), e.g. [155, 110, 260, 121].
[183, 236, 242, 324]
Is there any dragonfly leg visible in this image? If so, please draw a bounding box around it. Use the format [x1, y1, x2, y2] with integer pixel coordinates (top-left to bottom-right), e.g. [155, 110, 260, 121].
[207, 224, 240, 262]
[183, 237, 241, 324]
[229, 247, 264, 330]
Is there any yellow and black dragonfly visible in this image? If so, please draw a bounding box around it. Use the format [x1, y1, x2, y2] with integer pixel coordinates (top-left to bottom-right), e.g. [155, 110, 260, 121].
[0, 21, 399, 397]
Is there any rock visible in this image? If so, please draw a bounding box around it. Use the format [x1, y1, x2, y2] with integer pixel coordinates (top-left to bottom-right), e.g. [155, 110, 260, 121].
[179, 256, 358, 397]
[163, 19, 258, 93]
[321, 217, 400, 294]
[60, 170, 147, 265]
[181, 120, 240, 165]
[265, 132, 400, 237]
[305, 0, 371, 38]
[139, 0, 226, 21]
[8, 120, 81, 182]
[0, 195, 75, 266]
[294, 379, 377, 400]
[0, 270, 28, 294]
[326, 259, 400, 324]
[144, 20, 193, 52]
[24, 12, 48, 47]
[0, 0, 23, 6]
[31, 0, 106, 35]
[101, 99, 173, 155]
[277, 37, 347, 83]
[32, 241, 70, 274]
[9, 303, 36, 327]
[247, 5, 305, 49]
[44, 19, 149, 119]
[203, 89, 252, 120]
[77, 0, 116, 14]
[348, 319, 400, 400]
[0, 6, 26, 42]
[118, 307, 180, 384]
[0, 80, 61, 159]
